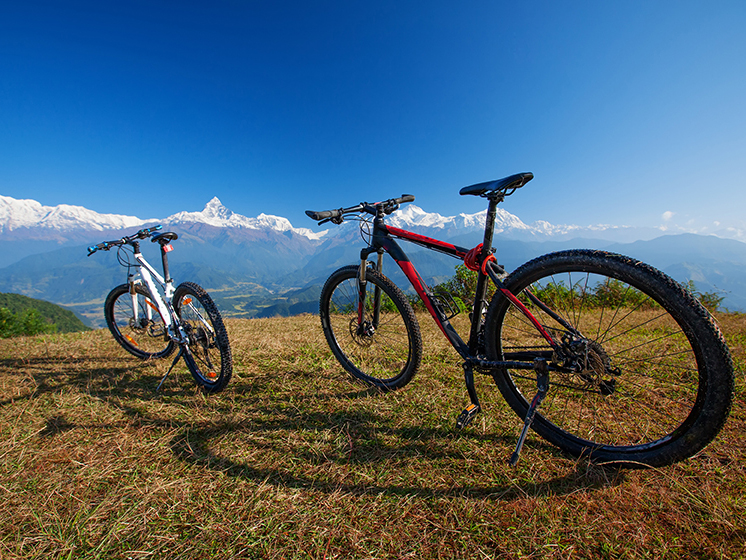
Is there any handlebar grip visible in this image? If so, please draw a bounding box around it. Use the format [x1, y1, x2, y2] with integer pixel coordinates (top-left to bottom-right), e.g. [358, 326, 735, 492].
[305, 209, 340, 221]
[87, 241, 112, 255]
[135, 225, 162, 238]
[398, 194, 415, 204]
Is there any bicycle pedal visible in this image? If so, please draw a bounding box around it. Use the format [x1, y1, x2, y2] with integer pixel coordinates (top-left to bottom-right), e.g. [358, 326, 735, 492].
[456, 403, 480, 429]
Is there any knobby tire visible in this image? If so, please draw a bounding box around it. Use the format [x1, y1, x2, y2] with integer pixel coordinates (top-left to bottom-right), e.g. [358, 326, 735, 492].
[484, 250, 734, 467]
[173, 282, 233, 393]
[320, 265, 422, 391]
[104, 284, 175, 360]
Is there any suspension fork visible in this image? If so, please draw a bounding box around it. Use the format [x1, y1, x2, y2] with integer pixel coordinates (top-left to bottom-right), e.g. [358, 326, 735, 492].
[127, 272, 155, 324]
[128, 274, 140, 322]
[357, 248, 384, 328]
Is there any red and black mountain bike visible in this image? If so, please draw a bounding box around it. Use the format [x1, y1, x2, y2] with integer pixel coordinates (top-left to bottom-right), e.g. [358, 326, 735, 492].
[306, 172, 734, 467]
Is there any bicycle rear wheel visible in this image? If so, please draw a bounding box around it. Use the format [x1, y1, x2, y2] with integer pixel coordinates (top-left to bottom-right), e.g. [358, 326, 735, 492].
[484, 250, 734, 467]
[104, 284, 175, 359]
[173, 282, 233, 393]
[320, 265, 422, 391]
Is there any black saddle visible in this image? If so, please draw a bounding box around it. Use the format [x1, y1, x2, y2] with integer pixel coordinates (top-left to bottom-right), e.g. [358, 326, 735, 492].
[460, 172, 533, 197]
[151, 231, 179, 245]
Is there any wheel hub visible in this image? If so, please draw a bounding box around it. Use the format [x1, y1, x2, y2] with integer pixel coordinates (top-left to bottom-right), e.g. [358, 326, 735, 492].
[349, 318, 375, 346]
[129, 317, 150, 332]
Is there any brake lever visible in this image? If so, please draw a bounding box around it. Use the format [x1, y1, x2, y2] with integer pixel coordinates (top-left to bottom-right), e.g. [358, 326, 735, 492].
[383, 203, 400, 215]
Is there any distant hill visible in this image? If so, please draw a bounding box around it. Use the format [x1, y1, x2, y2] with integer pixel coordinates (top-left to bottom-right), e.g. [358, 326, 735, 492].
[0, 292, 91, 333]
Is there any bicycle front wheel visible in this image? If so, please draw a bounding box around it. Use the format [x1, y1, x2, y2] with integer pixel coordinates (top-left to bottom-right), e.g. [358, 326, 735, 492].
[104, 284, 175, 359]
[173, 282, 233, 393]
[484, 250, 734, 467]
[320, 265, 422, 391]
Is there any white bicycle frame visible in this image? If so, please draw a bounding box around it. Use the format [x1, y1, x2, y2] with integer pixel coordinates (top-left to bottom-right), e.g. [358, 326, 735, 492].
[128, 248, 215, 346]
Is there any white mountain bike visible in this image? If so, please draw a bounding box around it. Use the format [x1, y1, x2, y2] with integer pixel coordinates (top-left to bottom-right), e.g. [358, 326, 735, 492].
[88, 225, 233, 392]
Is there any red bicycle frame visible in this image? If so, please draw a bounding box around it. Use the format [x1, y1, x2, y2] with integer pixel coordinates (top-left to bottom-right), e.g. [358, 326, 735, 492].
[359, 201, 562, 367]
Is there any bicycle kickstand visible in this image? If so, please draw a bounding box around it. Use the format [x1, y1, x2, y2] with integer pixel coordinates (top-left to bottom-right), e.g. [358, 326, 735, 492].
[456, 362, 481, 429]
[157, 346, 186, 392]
[509, 358, 549, 466]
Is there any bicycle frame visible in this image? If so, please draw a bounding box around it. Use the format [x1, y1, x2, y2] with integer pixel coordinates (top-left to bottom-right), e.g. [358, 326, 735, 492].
[128, 245, 180, 340]
[89, 225, 233, 393]
[355, 196, 581, 449]
[361, 197, 562, 373]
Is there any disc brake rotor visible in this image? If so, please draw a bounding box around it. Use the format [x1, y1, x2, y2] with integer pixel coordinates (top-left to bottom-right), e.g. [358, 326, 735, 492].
[349, 318, 375, 347]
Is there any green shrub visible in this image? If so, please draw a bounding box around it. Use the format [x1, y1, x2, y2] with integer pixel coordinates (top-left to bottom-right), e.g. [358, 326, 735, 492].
[0, 307, 57, 338]
[434, 264, 496, 308]
[684, 280, 726, 312]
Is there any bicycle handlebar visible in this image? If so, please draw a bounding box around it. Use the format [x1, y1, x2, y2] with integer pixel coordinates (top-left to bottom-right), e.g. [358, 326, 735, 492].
[87, 225, 163, 256]
[305, 194, 415, 225]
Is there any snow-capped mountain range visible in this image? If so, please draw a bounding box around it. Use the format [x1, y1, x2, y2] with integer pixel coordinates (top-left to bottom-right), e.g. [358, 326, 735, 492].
[0, 193, 664, 244]
[0, 193, 524, 237]
[0, 194, 327, 240]
[164, 197, 327, 240]
[0, 194, 148, 233]
[386, 204, 626, 238]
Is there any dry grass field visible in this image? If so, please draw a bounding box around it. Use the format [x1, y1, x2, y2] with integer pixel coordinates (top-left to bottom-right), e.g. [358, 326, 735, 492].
[0, 311, 743, 559]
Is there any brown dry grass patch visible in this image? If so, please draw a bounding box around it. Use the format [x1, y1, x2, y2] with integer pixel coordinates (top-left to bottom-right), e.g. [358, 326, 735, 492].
[0, 312, 743, 559]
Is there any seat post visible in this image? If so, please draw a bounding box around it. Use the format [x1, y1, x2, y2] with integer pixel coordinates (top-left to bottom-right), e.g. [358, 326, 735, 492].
[480, 195, 501, 260]
[468, 195, 501, 354]
[159, 243, 171, 284]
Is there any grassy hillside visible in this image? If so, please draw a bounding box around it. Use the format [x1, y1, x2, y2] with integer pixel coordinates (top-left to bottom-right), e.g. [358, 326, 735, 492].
[0, 292, 90, 333]
[0, 313, 743, 558]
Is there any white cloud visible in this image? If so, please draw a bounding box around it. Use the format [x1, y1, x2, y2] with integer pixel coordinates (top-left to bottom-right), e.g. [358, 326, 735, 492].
[662, 211, 675, 221]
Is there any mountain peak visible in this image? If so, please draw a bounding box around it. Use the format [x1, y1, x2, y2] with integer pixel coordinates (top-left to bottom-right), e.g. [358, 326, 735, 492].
[202, 197, 233, 220]
[163, 199, 327, 240]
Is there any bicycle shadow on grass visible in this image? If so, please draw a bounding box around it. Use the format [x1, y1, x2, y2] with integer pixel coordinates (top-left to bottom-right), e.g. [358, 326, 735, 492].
[1, 356, 628, 500]
[0, 354, 196, 408]
[163, 404, 628, 501]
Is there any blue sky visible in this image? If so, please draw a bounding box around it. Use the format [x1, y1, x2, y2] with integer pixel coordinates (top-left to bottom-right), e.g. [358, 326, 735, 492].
[1, 1, 745, 236]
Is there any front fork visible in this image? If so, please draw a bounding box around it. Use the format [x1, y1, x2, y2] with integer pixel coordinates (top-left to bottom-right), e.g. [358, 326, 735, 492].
[128, 274, 151, 325]
[357, 249, 384, 330]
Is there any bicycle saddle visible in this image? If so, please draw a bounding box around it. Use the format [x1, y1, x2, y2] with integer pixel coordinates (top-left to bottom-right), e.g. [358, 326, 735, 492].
[460, 172, 533, 197]
[151, 231, 179, 244]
